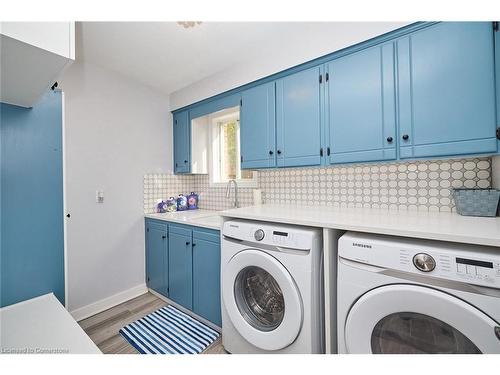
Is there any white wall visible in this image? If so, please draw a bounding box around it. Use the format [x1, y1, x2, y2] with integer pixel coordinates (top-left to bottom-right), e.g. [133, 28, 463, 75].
[169, 22, 410, 110]
[60, 62, 170, 315]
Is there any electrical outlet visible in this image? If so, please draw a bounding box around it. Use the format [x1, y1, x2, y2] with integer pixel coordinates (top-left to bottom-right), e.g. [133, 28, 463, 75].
[96, 190, 104, 203]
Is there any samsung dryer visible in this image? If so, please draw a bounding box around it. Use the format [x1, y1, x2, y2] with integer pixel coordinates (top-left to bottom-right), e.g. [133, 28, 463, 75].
[338, 232, 500, 354]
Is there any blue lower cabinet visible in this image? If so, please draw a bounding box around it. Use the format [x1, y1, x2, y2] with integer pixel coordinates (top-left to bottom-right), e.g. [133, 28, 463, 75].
[192, 228, 221, 326]
[168, 225, 193, 310]
[145, 220, 168, 296]
[145, 221, 222, 326]
[397, 22, 497, 159]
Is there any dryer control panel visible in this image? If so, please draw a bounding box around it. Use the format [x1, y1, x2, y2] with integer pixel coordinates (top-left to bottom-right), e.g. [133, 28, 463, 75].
[339, 232, 500, 289]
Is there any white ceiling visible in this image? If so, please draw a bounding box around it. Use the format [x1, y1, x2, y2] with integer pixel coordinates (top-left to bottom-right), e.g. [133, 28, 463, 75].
[77, 22, 410, 97]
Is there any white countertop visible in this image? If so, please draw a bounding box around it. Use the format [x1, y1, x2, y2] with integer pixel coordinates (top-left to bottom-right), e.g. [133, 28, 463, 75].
[0, 293, 101, 354]
[221, 204, 500, 247]
[145, 209, 222, 230]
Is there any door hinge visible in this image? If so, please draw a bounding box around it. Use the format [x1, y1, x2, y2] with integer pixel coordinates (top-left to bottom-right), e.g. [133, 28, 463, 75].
[326, 73, 329, 82]
[146, 228, 149, 232]
[147, 276, 150, 282]
[493, 21, 499, 32]
[240, 98, 242, 106]
[241, 155, 243, 162]
[496, 127, 500, 140]
[319, 74, 323, 84]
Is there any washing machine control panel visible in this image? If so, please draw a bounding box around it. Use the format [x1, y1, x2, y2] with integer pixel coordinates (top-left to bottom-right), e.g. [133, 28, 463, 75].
[339, 232, 500, 289]
[223, 219, 321, 252]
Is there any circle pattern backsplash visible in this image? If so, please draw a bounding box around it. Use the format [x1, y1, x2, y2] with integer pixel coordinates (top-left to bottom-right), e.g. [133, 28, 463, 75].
[144, 157, 492, 213]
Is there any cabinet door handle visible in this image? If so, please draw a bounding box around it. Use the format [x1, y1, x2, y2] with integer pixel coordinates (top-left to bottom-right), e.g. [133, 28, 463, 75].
[162, 235, 166, 239]
[184, 160, 188, 163]
[277, 150, 282, 155]
[185, 241, 190, 245]
[192, 243, 196, 247]
[320, 148, 324, 157]
[387, 136, 393, 143]
[402, 134, 409, 141]
[269, 150, 274, 155]
[327, 147, 331, 156]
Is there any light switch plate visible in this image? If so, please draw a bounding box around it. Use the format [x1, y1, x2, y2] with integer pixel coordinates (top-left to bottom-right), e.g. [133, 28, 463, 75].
[96, 190, 104, 203]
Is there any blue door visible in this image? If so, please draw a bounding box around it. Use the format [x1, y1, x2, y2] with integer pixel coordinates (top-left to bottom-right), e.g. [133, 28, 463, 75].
[397, 22, 497, 159]
[240, 82, 276, 169]
[1, 91, 64, 307]
[173, 110, 190, 173]
[327, 43, 397, 164]
[495, 23, 500, 152]
[145, 220, 168, 296]
[168, 225, 193, 309]
[276, 66, 323, 167]
[192, 228, 221, 326]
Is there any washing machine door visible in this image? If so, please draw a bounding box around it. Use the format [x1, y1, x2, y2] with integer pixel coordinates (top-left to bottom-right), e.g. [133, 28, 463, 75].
[344, 284, 500, 354]
[223, 249, 303, 351]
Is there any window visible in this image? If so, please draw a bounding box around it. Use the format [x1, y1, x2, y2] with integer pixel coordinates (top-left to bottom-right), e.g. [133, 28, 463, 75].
[209, 106, 257, 187]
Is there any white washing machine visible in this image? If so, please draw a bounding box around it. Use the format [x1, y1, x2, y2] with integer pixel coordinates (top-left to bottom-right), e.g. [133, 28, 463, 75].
[221, 219, 324, 353]
[338, 232, 500, 354]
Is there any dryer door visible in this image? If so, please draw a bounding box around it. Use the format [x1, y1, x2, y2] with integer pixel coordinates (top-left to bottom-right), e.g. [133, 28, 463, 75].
[223, 249, 303, 351]
[344, 284, 500, 353]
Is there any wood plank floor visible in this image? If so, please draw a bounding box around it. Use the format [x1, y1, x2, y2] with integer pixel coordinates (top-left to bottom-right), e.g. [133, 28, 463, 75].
[78, 292, 226, 354]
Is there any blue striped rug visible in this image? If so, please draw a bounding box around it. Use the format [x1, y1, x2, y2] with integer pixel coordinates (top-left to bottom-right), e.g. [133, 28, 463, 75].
[119, 305, 220, 354]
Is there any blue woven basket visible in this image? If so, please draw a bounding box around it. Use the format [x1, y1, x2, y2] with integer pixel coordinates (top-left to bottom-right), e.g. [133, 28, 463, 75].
[452, 189, 500, 217]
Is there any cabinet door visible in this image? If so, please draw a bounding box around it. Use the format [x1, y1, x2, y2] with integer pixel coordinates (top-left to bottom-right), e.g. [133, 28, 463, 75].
[398, 22, 497, 159]
[276, 66, 322, 167]
[173, 110, 190, 173]
[145, 220, 168, 296]
[168, 225, 193, 309]
[240, 82, 277, 169]
[327, 43, 396, 164]
[192, 228, 221, 326]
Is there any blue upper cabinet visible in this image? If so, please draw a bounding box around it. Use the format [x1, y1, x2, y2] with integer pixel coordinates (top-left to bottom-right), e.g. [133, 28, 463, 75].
[326, 43, 397, 164]
[397, 22, 498, 159]
[240, 82, 277, 169]
[168, 225, 193, 309]
[192, 228, 221, 326]
[173, 110, 190, 173]
[276, 66, 323, 167]
[145, 220, 168, 297]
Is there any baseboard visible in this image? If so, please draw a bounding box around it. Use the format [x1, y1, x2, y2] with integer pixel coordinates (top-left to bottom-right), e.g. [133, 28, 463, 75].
[70, 284, 148, 321]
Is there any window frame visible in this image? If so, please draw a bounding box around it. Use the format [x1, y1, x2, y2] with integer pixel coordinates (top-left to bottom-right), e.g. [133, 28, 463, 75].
[208, 107, 258, 188]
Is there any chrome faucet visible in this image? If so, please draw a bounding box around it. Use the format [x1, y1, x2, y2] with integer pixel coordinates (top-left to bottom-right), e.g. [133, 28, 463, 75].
[225, 179, 239, 208]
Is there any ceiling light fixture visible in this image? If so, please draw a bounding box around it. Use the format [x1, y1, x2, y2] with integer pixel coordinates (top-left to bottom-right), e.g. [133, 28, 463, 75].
[177, 21, 202, 29]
